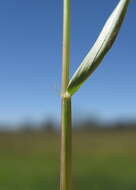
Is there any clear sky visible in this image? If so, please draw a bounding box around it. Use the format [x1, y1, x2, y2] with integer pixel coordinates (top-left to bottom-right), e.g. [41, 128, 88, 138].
[0, 0, 135, 125]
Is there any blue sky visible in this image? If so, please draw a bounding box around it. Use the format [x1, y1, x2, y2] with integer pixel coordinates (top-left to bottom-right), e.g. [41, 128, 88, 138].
[0, 0, 135, 125]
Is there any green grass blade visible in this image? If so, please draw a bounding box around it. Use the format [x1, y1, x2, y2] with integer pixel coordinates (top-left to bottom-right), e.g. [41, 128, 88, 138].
[67, 0, 131, 96]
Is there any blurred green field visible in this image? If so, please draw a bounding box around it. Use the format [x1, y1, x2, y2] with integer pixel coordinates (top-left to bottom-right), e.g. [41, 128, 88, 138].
[0, 129, 136, 190]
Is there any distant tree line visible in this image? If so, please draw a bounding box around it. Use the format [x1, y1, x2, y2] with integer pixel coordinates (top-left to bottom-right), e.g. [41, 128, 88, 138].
[0, 118, 136, 132]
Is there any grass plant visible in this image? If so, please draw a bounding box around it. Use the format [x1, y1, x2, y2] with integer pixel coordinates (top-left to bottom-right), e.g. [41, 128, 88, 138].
[60, 1, 131, 190]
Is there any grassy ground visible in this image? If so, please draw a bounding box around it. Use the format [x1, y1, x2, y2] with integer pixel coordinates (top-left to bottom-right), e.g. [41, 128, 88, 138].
[0, 129, 136, 190]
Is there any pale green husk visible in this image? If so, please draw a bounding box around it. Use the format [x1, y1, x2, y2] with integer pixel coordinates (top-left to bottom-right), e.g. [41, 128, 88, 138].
[67, 0, 131, 96]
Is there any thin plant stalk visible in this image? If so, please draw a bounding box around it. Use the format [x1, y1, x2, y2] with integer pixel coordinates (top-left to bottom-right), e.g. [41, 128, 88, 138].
[60, 1, 131, 190]
[60, 0, 71, 190]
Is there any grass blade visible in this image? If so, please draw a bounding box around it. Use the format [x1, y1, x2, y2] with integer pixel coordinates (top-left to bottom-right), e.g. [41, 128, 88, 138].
[67, 0, 131, 96]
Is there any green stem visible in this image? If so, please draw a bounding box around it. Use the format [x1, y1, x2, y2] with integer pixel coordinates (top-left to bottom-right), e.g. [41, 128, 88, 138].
[60, 0, 71, 190]
[61, 0, 70, 94]
[60, 96, 72, 190]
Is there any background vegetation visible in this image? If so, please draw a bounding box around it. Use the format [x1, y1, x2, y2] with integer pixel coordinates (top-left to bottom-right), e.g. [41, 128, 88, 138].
[0, 121, 136, 190]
